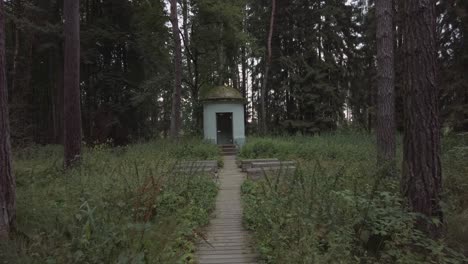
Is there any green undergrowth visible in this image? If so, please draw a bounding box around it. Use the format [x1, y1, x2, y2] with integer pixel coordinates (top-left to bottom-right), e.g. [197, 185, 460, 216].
[240, 133, 468, 263]
[239, 133, 380, 163]
[1, 139, 220, 264]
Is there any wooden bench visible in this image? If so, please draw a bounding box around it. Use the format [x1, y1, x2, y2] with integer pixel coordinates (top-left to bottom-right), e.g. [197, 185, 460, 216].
[250, 161, 297, 169]
[239, 158, 279, 171]
[246, 166, 296, 181]
[177, 160, 218, 167]
[174, 160, 219, 180]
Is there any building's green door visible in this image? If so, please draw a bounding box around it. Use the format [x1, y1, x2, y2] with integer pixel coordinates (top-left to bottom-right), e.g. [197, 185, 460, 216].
[216, 113, 233, 145]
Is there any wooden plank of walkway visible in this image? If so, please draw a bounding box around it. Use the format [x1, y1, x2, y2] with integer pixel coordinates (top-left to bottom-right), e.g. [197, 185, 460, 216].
[197, 155, 258, 264]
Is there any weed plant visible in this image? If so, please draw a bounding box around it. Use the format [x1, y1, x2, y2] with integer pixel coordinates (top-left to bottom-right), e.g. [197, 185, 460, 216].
[241, 133, 468, 263]
[1, 139, 220, 264]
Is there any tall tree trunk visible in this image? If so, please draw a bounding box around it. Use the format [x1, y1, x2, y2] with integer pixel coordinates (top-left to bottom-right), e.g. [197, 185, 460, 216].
[250, 58, 256, 126]
[182, 0, 198, 129]
[0, 0, 16, 239]
[402, 0, 443, 239]
[169, 0, 182, 139]
[461, 3, 468, 132]
[232, 64, 239, 90]
[10, 0, 34, 144]
[63, 0, 82, 168]
[394, 0, 405, 132]
[261, 0, 276, 134]
[182, 0, 192, 86]
[52, 0, 64, 143]
[375, 0, 396, 168]
[10, 0, 22, 98]
[53, 44, 64, 144]
[241, 45, 248, 127]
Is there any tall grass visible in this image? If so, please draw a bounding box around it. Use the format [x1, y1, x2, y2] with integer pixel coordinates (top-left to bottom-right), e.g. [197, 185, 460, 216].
[1, 139, 220, 263]
[241, 133, 468, 263]
[239, 133, 383, 162]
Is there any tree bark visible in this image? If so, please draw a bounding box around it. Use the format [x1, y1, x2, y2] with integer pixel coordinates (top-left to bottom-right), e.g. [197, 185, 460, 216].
[261, 0, 276, 134]
[460, 2, 468, 132]
[182, 0, 197, 128]
[54, 45, 64, 144]
[0, 0, 16, 240]
[64, 0, 82, 168]
[11, 0, 20, 94]
[376, 0, 396, 168]
[10, 0, 34, 144]
[169, 0, 182, 139]
[402, 0, 443, 239]
[241, 45, 248, 127]
[182, 0, 192, 85]
[395, 0, 405, 132]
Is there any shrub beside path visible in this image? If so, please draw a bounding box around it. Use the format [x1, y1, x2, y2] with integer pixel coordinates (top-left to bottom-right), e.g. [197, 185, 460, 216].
[196, 155, 258, 264]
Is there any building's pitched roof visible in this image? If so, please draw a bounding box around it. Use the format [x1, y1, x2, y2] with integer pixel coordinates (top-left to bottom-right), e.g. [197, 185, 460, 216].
[200, 85, 244, 103]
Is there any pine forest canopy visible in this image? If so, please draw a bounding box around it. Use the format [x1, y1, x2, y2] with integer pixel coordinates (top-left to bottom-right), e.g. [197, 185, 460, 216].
[2, 0, 467, 144]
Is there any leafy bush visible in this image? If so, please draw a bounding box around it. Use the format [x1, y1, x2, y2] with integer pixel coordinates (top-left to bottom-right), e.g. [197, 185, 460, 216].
[1, 139, 219, 264]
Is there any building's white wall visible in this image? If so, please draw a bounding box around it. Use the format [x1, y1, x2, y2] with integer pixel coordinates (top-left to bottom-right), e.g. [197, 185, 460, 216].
[203, 102, 245, 146]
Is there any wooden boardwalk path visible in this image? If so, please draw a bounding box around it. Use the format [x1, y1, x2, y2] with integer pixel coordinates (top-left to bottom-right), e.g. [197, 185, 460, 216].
[196, 155, 258, 264]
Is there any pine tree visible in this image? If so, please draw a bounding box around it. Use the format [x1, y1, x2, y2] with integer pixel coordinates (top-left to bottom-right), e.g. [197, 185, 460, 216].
[0, 0, 16, 239]
[260, 0, 276, 134]
[402, 0, 443, 238]
[169, 0, 183, 139]
[63, 0, 82, 167]
[375, 0, 396, 168]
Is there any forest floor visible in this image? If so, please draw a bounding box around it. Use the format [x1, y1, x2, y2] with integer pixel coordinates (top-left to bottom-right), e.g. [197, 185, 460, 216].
[0, 139, 221, 263]
[1, 133, 467, 264]
[240, 133, 468, 263]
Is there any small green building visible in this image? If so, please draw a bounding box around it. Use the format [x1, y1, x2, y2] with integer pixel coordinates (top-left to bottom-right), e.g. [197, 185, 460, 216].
[200, 86, 246, 146]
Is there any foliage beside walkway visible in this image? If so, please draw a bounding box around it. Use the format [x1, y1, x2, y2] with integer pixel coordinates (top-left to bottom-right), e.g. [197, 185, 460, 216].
[241, 133, 468, 263]
[1, 139, 219, 263]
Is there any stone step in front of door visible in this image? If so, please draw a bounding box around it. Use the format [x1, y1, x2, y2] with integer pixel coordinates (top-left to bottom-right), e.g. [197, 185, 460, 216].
[219, 144, 238, 156]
